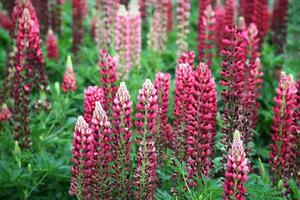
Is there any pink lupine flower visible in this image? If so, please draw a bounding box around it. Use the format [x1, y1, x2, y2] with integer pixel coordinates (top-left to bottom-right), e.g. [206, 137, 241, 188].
[46, 29, 59, 60]
[223, 130, 249, 200]
[197, 0, 210, 59]
[134, 79, 157, 200]
[62, 56, 77, 92]
[178, 51, 195, 68]
[176, 0, 191, 54]
[220, 25, 256, 160]
[69, 116, 95, 199]
[0, 104, 12, 122]
[112, 82, 133, 198]
[71, 0, 88, 53]
[224, 0, 235, 27]
[90, 102, 113, 199]
[199, 5, 216, 68]
[129, 0, 142, 68]
[148, 1, 168, 53]
[12, 7, 49, 148]
[296, 80, 300, 184]
[0, 11, 13, 33]
[98, 49, 118, 113]
[215, 5, 225, 54]
[270, 72, 298, 186]
[173, 63, 194, 162]
[253, 58, 264, 124]
[154, 72, 173, 164]
[271, 0, 288, 53]
[166, 0, 173, 32]
[83, 86, 104, 125]
[186, 63, 217, 186]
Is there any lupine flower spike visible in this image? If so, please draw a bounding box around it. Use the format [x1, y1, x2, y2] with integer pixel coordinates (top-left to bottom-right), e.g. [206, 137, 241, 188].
[69, 116, 95, 200]
[224, 0, 235, 27]
[46, 29, 59, 60]
[223, 130, 249, 200]
[197, 0, 210, 58]
[176, 0, 191, 54]
[186, 63, 217, 186]
[90, 102, 113, 199]
[83, 86, 104, 125]
[98, 49, 118, 113]
[215, 5, 225, 54]
[173, 63, 194, 162]
[178, 51, 195, 68]
[112, 82, 133, 198]
[134, 79, 158, 200]
[154, 73, 173, 165]
[62, 56, 77, 92]
[270, 72, 298, 188]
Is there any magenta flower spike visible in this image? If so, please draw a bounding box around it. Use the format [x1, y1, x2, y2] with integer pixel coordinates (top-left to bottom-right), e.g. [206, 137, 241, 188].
[134, 79, 158, 200]
[224, 0, 235, 27]
[178, 51, 195, 68]
[197, 0, 210, 59]
[83, 86, 104, 125]
[270, 72, 298, 187]
[62, 56, 77, 92]
[186, 62, 217, 186]
[46, 29, 59, 60]
[223, 130, 249, 200]
[215, 5, 225, 54]
[112, 82, 133, 198]
[176, 0, 191, 54]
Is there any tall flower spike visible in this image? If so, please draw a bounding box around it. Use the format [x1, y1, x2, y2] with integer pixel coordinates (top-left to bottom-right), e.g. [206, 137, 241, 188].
[0, 11, 13, 33]
[62, 56, 77, 92]
[31, 0, 49, 35]
[90, 102, 113, 199]
[154, 73, 173, 165]
[173, 63, 194, 162]
[186, 63, 217, 186]
[71, 0, 88, 53]
[129, 0, 142, 68]
[197, 0, 210, 59]
[269, 72, 298, 187]
[49, 0, 63, 35]
[83, 86, 104, 125]
[112, 82, 133, 198]
[167, 0, 173, 32]
[12, 7, 49, 148]
[134, 79, 157, 200]
[46, 29, 59, 60]
[215, 5, 225, 54]
[295, 80, 300, 184]
[98, 49, 118, 113]
[176, 0, 191, 54]
[223, 130, 249, 200]
[199, 5, 216, 68]
[224, 0, 235, 27]
[178, 51, 195, 68]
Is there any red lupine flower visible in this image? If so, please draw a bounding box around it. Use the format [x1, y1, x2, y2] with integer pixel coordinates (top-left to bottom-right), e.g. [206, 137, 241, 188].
[0, 104, 12, 122]
[69, 116, 95, 199]
[98, 49, 118, 113]
[46, 29, 59, 60]
[112, 82, 133, 198]
[154, 72, 173, 165]
[197, 0, 210, 59]
[199, 5, 216, 68]
[295, 80, 300, 184]
[223, 130, 249, 200]
[49, 0, 63, 35]
[0, 11, 13, 33]
[178, 51, 195, 68]
[220, 25, 256, 161]
[257, 0, 268, 47]
[176, 0, 191, 54]
[224, 0, 235, 27]
[129, 0, 142, 68]
[253, 58, 264, 124]
[215, 5, 225, 54]
[12, 6, 49, 148]
[271, 0, 288, 53]
[173, 63, 194, 162]
[270, 72, 298, 186]
[83, 86, 104, 125]
[71, 0, 88, 53]
[90, 102, 113, 199]
[138, 0, 147, 19]
[134, 79, 158, 200]
[186, 63, 217, 186]
[62, 56, 77, 92]
[31, 0, 49, 35]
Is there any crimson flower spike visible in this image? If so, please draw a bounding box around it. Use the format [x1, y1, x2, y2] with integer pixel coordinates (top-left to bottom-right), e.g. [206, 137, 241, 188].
[186, 62, 217, 187]
[46, 29, 59, 60]
[178, 51, 195, 68]
[83, 86, 104, 125]
[270, 72, 298, 190]
[134, 79, 158, 200]
[173, 63, 194, 162]
[197, 0, 210, 59]
[62, 56, 77, 92]
[223, 130, 249, 200]
[215, 4, 225, 54]
[111, 82, 133, 198]
[224, 0, 235, 27]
